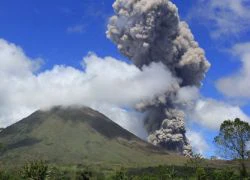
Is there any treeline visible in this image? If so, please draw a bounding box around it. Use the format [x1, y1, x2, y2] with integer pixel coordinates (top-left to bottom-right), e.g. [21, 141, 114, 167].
[0, 160, 249, 180]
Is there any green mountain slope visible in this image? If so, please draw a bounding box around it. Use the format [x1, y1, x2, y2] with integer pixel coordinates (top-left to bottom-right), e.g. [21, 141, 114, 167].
[0, 106, 187, 168]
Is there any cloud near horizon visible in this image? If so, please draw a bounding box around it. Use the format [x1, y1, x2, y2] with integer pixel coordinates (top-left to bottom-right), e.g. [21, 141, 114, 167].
[0, 38, 177, 138]
[187, 99, 250, 130]
[0, 38, 249, 146]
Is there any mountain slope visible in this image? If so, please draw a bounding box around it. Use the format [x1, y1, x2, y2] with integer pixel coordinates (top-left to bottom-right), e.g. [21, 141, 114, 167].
[0, 106, 186, 167]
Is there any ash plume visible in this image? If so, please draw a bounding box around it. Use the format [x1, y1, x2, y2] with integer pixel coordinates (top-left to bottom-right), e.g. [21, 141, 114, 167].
[107, 0, 210, 156]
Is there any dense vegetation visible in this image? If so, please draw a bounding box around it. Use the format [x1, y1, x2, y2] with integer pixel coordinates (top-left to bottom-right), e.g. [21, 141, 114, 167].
[0, 160, 249, 180]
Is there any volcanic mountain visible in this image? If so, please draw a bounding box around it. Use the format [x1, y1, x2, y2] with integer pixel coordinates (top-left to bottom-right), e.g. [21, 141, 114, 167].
[0, 106, 186, 167]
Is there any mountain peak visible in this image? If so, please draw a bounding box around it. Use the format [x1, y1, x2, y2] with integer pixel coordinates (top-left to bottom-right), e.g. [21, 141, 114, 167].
[0, 106, 182, 167]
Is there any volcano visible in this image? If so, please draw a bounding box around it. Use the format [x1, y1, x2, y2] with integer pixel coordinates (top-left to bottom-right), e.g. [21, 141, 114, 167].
[0, 106, 186, 167]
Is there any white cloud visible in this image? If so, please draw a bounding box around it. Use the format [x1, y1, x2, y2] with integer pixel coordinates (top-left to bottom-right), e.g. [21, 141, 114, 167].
[0, 39, 41, 76]
[189, 0, 250, 38]
[188, 99, 250, 130]
[216, 42, 250, 98]
[187, 130, 209, 155]
[0, 39, 178, 139]
[247, 141, 250, 151]
[91, 103, 148, 139]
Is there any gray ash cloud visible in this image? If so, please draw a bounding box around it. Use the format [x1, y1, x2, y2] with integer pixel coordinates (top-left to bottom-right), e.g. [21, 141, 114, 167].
[107, 0, 210, 156]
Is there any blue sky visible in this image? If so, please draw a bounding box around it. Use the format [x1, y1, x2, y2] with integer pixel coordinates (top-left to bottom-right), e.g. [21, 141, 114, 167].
[0, 0, 117, 68]
[0, 0, 250, 157]
[0, 0, 248, 99]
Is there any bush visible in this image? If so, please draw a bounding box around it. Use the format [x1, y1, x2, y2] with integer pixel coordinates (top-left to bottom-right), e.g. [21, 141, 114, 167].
[186, 153, 204, 169]
[195, 167, 206, 180]
[20, 160, 48, 180]
[110, 168, 129, 180]
[165, 166, 177, 180]
[47, 167, 71, 180]
[76, 169, 93, 180]
[211, 168, 240, 180]
[0, 170, 11, 180]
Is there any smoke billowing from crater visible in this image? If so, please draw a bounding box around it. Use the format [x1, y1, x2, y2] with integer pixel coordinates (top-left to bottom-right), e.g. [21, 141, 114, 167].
[107, 0, 210, 156]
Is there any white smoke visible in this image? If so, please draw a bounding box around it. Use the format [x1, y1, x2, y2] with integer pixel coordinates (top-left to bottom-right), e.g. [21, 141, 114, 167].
[186, 130, 209, 155]
[107, 0, 210, 156]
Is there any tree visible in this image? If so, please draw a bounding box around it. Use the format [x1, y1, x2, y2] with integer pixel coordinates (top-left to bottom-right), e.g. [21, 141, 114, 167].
[214, 118, 250, 177]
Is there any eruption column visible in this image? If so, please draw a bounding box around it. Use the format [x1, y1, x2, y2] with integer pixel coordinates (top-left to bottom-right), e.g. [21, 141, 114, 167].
[107, 0, 210, 156]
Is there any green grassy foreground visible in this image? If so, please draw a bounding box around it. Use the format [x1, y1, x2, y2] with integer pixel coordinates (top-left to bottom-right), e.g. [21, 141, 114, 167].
[1, 160, 250, 180]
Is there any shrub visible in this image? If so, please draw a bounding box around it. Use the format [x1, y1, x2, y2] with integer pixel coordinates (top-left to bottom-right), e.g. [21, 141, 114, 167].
[47, 167, 71, 180]
[110, 168, 129, 180]
[0, 170, 11, 180]
[211, 168, 240, 180]
[195, 167, 206, 180]
[186, 153, 204, 169]
[165, 166, 177, 180]
[20, 160, 48, 180]
[76, 169, 93, 180]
